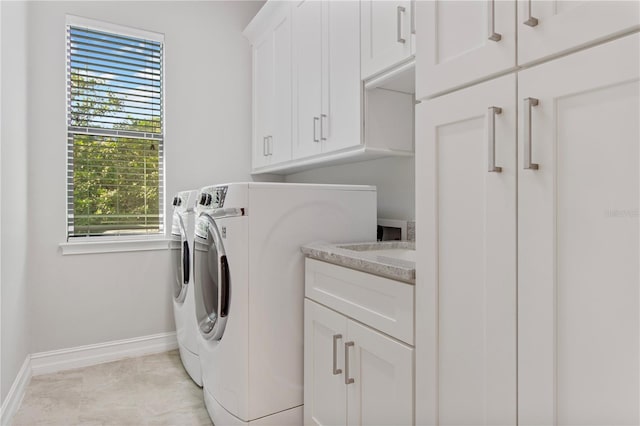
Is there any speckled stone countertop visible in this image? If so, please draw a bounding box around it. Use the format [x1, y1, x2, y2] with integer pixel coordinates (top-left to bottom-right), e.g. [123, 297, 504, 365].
[301, 241, 416, 284]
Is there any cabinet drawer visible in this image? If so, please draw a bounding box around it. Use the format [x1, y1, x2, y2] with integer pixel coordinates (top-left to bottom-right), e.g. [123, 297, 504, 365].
[305, 258, 414, 345]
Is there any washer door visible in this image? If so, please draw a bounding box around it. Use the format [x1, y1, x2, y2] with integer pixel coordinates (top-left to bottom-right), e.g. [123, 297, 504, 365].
[194, 214, 229, 341]
[170, 213, 190, 303]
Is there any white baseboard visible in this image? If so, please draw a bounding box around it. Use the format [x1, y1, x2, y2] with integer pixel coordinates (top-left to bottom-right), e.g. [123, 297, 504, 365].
[0, 356, 32, 426]
[30, 332, 178, 376]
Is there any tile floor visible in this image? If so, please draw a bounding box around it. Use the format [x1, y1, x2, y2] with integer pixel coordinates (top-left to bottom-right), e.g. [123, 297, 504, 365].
[11, 350, 212, 426]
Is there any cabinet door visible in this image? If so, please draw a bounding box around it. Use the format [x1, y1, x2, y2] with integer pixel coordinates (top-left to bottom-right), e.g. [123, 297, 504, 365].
[415, 0, 516, 100]
[271, 11, 292, 165]
[304, 300, 348, 426]
[321, 0, 362, 154]
[415, 74, 517, 425]
[252, 32, 273, 169]
[518, 34, 640, 426]
[361, 0, 412, 80]
[518, 0, 640, 66]
[346, 320, 413, 426]
[293, 0, 322, 160]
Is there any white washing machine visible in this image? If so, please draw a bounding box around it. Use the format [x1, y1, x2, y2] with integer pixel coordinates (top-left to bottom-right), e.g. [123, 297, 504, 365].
[170, 189, 202, 386]
[193, 182, 377, 425]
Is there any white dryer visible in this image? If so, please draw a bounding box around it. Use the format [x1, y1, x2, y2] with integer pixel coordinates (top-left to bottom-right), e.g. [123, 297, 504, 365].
[193, 182, 376, 425]
[170, 189, 202, 386]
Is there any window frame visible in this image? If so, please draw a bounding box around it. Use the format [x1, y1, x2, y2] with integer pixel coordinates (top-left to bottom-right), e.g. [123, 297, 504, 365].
[63, 15, 167, 248]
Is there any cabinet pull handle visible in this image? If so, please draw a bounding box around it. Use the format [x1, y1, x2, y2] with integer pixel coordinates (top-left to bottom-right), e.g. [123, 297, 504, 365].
[410, 0, 416, 35]
[487, 106, 502, 172]
[523, 97, 539, 170]
[320, 114, 328, 141]
[313, 117, 320, 142]
[344, 341, 355, 385]
[523, 0, 539, 27]
[396, 6, 406, 44]
[262, 136, 268, 157]
[332, 334, 343, 375]
[488, 0, 502, 41]
[267, 136, 273, 156]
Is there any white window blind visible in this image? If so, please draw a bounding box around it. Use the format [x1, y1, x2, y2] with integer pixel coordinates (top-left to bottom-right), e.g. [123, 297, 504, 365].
[66, 22, 164, 238]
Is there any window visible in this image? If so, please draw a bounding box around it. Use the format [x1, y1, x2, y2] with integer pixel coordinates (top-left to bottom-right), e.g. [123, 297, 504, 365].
[66, 17, 164, 239]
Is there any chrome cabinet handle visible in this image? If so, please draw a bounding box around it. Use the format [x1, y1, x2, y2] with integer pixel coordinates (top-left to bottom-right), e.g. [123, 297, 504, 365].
[488, 0, 502, 41]
[397, 6, 406, 44]
[262, 136, 268, 156]
[267, 136, 273, 156]
[523, 0, 538, 26]
[344, 341, 355, 385]
[332, 334, 343, 375]
[320, 114, 327, 141]
[523, 97, 539, 170]
[313, 117, 320, 142]
[487, 106, 502, 173]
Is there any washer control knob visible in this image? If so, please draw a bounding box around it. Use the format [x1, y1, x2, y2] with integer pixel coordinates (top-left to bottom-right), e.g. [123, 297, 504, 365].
[200, 193, 207, 205]
[205, 194, 213, 206]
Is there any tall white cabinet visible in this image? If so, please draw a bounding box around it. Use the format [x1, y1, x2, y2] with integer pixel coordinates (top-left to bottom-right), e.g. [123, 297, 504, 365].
[415, 74, 517, 425]
[416, 2, 640, 424]
[517, 35, 639, 426]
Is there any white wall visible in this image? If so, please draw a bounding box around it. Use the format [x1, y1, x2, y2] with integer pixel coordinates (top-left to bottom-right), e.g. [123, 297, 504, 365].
[26, 1, 264, 353]
[285, 156, 415, 221]
[1, 0, 30, 404]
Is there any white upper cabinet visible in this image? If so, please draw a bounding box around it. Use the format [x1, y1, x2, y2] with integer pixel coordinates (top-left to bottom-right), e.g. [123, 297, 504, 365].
[518, 33, 640, 426]
[415, 0, 516, 99]
[244, 2, 292, 169]
[246, 0, 414, 174]
[292, 0, 323, 160]
[322, 0, 362, 154]
[252, 33, 274, 169]
[361, 0, 414, 80]
[415, 74, 517, 426]
[517, 0, 640, 66]
[293, 0, 362, 160]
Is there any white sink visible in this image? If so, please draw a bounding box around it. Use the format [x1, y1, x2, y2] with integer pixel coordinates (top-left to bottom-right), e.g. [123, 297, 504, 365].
[337, 243, 416, 264]
[365, 248, 416, 262]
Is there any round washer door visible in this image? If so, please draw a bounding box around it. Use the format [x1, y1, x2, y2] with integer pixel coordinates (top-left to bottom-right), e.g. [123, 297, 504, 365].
[194, 214, 229, 341]
[170, 213, 190, 303]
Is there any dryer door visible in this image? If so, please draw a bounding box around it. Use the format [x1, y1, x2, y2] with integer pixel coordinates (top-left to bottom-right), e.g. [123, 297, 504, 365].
[194, 214, 229, 341]
[170, 213, 189, 303]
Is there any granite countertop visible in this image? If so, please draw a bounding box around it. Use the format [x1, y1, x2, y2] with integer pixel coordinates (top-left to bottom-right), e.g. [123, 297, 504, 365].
[301, 240, 416, 284]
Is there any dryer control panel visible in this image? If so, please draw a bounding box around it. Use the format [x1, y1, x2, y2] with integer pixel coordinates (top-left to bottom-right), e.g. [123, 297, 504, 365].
[199, 186, 227, 209]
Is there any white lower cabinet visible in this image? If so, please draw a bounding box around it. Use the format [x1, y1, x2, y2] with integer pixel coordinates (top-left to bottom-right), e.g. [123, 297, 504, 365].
[304, 259, 414, 426]
[304, 300, 413, 426]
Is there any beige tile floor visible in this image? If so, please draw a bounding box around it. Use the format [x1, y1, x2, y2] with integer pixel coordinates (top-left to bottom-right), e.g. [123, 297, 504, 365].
[11, 350, 213, 426]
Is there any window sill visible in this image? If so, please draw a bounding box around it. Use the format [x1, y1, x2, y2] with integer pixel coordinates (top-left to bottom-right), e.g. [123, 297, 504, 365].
[59, 237, 170, 255]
